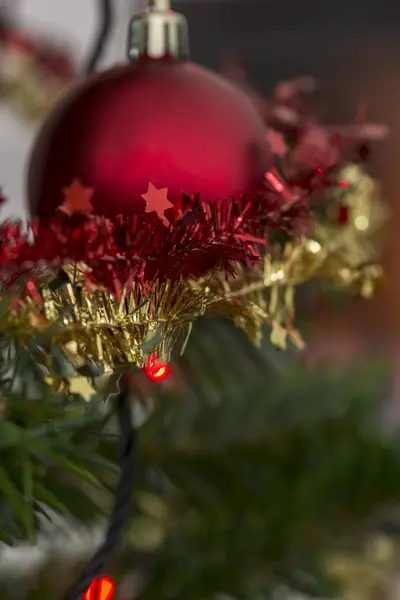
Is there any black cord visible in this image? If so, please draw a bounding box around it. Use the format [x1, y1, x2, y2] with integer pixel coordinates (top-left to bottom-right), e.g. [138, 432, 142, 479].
[85, 0, 114, 75]
[62, 375, 136, 600]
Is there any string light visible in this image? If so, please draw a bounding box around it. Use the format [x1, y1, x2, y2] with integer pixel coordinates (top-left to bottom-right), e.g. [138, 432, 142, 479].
[83, 576, 115, 600]
[144, 354, 170, 382]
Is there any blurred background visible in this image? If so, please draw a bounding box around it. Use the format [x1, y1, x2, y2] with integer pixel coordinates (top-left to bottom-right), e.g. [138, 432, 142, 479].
[2, 1, 400, 599]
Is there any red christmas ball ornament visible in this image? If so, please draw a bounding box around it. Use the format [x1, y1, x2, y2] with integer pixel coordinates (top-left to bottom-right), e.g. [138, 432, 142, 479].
[27, 1, 271, 218]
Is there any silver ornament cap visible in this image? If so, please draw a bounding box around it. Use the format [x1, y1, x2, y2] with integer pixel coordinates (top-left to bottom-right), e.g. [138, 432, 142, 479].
[128, 0, 190, 61]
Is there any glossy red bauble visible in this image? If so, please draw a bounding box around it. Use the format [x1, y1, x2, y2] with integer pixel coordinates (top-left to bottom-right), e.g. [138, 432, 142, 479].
[28, 57, 271, 218]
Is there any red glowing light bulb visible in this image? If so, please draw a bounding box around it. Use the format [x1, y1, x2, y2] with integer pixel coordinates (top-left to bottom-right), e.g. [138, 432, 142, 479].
[83, 576, 115, 600]
[144, 355, 170, 382]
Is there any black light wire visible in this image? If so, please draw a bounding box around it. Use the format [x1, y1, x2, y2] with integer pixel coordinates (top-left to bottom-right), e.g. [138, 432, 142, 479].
[84, 0, 114, 75]
[62, 375, 136, 600]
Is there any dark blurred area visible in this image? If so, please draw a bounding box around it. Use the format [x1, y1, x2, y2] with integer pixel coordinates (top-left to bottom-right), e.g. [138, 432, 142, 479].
[176, 0, 400, 101]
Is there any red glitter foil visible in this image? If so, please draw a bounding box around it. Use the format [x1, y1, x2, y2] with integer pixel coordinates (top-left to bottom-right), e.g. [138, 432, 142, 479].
[0, 185, 313, 292]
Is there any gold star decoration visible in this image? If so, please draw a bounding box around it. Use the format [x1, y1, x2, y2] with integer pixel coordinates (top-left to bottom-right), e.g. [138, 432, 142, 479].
[141, 183, 173, 226]
[61, 178, 94, 214]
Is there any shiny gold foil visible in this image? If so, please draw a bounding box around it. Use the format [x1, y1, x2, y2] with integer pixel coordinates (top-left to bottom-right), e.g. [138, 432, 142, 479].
[313, 164, 386, 295]
[0, 276, 209, 373]
[326, 535, 399, 600]
[1, 61, 68, 123]
[202, 165, 386, 349]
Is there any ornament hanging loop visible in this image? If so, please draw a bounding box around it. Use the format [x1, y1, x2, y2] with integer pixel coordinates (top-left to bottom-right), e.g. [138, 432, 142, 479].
[128, 0, 190, 61]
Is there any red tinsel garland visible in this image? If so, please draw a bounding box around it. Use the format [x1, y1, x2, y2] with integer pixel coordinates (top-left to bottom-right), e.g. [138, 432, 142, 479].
[0, 181, 313, 292]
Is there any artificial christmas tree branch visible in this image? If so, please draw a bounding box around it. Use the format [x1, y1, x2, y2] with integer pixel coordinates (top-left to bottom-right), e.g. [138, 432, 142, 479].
[0, 353, 117, 545]
[134, 341, 396, 600]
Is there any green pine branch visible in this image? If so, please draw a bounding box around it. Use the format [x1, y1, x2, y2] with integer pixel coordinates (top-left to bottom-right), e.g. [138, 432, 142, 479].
[128, 320, 395, 600]
[0, 326, 119, 545]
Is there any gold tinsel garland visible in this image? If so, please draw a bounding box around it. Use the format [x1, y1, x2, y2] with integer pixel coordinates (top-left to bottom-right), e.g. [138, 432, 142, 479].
[204, 164, 386, 349]
[1, 277, 208, 370]
[326, 535, 400, 600]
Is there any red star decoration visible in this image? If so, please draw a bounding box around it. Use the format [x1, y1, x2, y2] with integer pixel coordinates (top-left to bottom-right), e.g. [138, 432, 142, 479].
[141, 183, 173, 226]
[61, 178, 94, 214]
